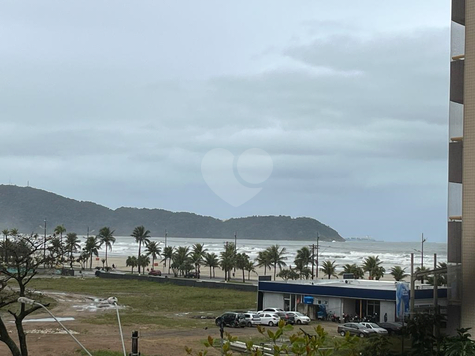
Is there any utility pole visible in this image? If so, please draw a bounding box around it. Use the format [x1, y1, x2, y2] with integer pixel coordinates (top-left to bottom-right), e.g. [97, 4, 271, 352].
[311, 244, 315, 280]
[410, 253, 415, 320]
[316, 233, 320, 278]
[421, 233, 426, 269]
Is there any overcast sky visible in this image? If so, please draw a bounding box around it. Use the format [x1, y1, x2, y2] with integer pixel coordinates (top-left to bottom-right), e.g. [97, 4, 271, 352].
[0, 1, 451, 241]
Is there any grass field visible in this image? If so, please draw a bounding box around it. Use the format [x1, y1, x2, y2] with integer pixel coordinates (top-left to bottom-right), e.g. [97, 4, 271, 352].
[27, 277, 257, 328]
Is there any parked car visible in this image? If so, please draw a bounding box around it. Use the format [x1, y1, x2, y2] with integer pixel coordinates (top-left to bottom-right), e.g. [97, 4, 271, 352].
[184, 272, 197, 278]
[377, 322, 404, 335]
[359, 322, 388, 335]
[337, 323, 377, 338]
[215, 312, 246, 328]
[148, 269, 162, 276]
[259, 308, 284, 313]
[257, 312, 281, 326]
[286, 311, 311, 325]
[241, 312, 261, 327]
[275, 311, 295, 325]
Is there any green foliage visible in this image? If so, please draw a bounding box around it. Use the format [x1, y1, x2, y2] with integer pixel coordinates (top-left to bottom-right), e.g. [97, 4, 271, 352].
[362, 256, 385, 280]
[444, 328, 475, 356]
[360, 335, 396, 356]
[320, 260, 338, 279]
[390, 266, 408, 281]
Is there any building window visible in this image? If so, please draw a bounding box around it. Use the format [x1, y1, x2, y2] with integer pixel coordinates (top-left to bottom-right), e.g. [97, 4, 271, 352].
[367, 300, 380, 317]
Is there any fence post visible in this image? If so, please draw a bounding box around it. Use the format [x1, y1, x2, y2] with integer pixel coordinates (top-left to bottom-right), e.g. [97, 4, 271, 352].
[129, 331, 140, 356]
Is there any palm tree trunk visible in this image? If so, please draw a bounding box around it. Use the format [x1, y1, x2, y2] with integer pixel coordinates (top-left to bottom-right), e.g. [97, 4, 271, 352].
[138, 242, 142, 274]
[105, 248, 108, 267]
[242, 269, 245, 283]
[273, 263, 277, 280]
[209, 266, 212, 278]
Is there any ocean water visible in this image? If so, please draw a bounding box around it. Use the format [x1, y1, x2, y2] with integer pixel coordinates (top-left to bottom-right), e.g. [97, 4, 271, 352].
[93, 236, 447, 273]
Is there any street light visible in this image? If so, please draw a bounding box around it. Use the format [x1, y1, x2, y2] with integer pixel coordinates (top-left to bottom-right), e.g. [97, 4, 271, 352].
[17, 297, 92, 356]
[421, 233, 427, 269]
[107, 296, 126, 356]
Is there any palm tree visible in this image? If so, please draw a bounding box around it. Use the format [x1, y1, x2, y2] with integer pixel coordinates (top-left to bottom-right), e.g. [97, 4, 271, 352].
[54, 225, 67, 262]
[266, 245, 287, 280]
[83, 236, 100, 270]
[161, 246, 174, 274]
[320, 260, 338, 279]
[339, 263, 365, 279]
[415, 266, 430, 283]
[171, 246, 192, 276]
[138, 255, 150, 272]
[64, 232, 81, 269]
[131, 226, 151, 274]
[126, 256, 138, 273]
[255, 250, 272, 276]
[203, 252, 219, 278]
[145, 241, 161, 269]
[277, 268, 299, 281]
[362, 255, 385, 280]
[427, 262, 447, 286]
[235, 253, 250, 283]
[191, 243, 207, 278]
[220, 243, 236, 281]
[97, 227, 116, 267]
[9, 228, 18, 238]
[48, 237, 63, 264]
[295, 246, 312, 275]
[390, 266, 409, 281]
[245, 259, 256, 281]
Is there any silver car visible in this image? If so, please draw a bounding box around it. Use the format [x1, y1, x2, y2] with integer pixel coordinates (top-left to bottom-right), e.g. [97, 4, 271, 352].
[242, 312, 261, 327]
[287, 311, 311, 325]
[359, 322, 389, 335]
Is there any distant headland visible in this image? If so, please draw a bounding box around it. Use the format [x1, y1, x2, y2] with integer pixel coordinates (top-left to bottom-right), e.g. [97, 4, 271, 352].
[0, 185, 344, 242]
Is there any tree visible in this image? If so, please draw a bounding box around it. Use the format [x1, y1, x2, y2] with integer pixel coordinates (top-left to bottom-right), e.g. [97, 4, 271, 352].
[83, 236, 100, 270]
[255, 250, 272, 276]
[235, 253, 250, 283]
[47, 237, 63, 265]
[171, 246, 192, 276]
[53, 225, 66, 260]
[137, 255, 150, 272]
[97, 227, 115, 267]
[295, 246, 312, 276]
[145, 241, 161, 269]
[320, 260, 338, 279]
[203, 252, 219, 278]
[428, 262, 448, 286]
[220, 243, 236, 281]
[191, 243, 207, 279]
[339, 263, 364, 279]
[0, 234, 61, 356]
[362, 256, 385, 280]
[266, 245, 287, 280]
[390, 266, 408, 281]
[277, 268, 299, 281]
[244, 259, 256, 281]
[126, 256, 138, 273]
[161, 246, 174, 274]
[415, 266, 430, 284]
[64, 232, 80, 269]
[131, 226, 151, 274]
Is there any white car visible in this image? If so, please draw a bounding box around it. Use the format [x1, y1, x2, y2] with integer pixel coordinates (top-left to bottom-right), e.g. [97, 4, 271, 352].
[257, 312, 281, 326]
[242, 313, 261, 327]
[287, 311, 311, 325]
[359, 322, 388, 335]
[258, 308, 284, 313]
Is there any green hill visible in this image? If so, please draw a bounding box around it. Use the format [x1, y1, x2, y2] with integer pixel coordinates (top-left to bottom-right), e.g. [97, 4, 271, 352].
[0, 185, 344, 241]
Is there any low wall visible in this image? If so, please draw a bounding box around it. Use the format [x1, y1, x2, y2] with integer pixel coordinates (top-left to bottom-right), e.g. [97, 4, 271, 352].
[96, 272, 257, 293]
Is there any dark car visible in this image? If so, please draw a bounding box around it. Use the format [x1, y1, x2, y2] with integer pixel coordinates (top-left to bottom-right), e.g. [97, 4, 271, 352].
[275, 311, 295, 325]
[337, 323, 377, 338]
[215, 312, 246, 328]
[148, 269, 162, 276]
[184, 272, 197, 278]
[377, 322, 404, 335]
